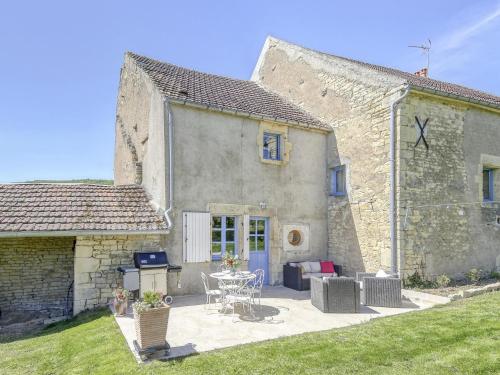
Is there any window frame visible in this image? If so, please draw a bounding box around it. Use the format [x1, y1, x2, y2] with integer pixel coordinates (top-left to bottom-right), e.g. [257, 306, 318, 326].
[483, 168, 494, 202]
[330, 165, 346, 196]
[262, 132, 282, 161]
[211, 215, 238, 261]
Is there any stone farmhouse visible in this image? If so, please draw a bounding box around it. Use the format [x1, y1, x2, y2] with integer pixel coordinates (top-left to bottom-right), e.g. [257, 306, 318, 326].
[1, 37, 499, 322]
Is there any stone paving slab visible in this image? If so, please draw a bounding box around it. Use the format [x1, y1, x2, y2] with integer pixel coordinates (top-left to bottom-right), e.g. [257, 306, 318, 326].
[113, 286, 436, 362]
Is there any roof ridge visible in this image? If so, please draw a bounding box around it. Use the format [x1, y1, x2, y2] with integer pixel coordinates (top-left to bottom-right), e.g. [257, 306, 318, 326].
[268, 37, 500, 106]
[126, 52, 330, 130]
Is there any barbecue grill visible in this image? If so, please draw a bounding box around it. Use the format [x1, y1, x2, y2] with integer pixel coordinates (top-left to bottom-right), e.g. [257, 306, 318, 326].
[117, 251, 182, 304]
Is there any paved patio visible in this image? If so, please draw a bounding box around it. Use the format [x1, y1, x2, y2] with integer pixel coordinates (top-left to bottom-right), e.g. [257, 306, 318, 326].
[113, 286, 440, 362]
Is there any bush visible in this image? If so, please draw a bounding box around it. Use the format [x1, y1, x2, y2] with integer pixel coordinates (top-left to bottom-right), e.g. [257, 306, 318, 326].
[465, 268, 483, 284]
[489, 270, 500, 281]
[436, 274, 451, 288]
[404, 271, 437, 289]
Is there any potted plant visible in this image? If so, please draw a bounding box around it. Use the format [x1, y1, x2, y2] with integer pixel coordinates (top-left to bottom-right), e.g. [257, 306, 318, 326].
[113, 288, 130, 316]
[222, 253, 240, 274]
[133, 291, 170, 350]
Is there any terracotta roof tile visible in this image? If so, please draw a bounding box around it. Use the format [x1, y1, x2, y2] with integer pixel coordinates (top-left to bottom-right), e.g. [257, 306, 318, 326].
[128, 52, 330, 131]
[0, 184, 168, 234]
[308, 48, 500, 107]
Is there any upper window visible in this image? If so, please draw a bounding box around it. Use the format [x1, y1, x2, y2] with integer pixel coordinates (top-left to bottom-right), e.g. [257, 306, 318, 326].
[483, 168, 494, 202]
[263, 132, 281, 161]
[211, 216, 237, 260]
[330, 165, 346, 196]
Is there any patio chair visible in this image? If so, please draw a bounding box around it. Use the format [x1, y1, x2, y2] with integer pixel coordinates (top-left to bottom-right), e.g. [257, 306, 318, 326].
[223, 278, 255, 321]
[245, 269, 264, 307]
[310, 277, 361, 313]
[356, 272, 402, 308]
[201, 272, 222, 309]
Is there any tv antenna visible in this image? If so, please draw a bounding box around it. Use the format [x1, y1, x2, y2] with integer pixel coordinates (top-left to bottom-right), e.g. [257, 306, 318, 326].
[409, 39, 431, 71]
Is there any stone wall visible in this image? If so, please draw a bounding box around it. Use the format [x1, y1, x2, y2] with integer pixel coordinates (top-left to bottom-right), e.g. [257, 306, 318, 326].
[114, 54, 167, 209]
[252, 37, 406, 274]
[73, 234, 162, 314]
[0, 237, 74, 317]
[398, 93, 500, 278]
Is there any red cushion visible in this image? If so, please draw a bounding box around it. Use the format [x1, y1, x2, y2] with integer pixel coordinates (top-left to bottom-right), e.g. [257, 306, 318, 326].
[320, 261, 335, 273]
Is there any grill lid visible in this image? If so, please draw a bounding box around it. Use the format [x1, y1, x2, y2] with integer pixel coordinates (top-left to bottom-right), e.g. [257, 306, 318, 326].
[134, 251, 169, 268]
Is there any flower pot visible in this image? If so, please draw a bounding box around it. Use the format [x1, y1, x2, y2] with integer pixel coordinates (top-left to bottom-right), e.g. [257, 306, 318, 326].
[114, 299, 128, 316]
[133, 303, 170, 350]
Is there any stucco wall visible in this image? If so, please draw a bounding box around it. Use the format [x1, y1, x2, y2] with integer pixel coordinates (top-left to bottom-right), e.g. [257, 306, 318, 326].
[162, 104, 328, 294]
[73, 234, 162, 314]
[252, 37, 406, 274]
[0, 237, 74, 317]
[398, 93, 500, 278]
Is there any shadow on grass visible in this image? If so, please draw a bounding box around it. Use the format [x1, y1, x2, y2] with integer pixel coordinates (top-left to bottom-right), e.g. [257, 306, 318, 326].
[0, 307, 111, 344]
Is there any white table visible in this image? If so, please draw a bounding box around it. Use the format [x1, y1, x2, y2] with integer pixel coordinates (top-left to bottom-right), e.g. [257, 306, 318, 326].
[209, 271, 256, 311]
[209, 270, 255, 282]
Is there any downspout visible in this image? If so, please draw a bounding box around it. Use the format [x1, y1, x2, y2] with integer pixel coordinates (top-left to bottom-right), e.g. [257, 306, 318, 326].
[164, 99, 174, 229]
[389, 85, 410, 274]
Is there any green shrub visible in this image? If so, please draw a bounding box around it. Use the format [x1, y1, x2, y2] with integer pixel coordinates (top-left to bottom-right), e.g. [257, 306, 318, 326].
[465, 268, 483, 284]
[404, 271, 437, 289]
[132, 291, 164, 314]
[435, 274, 451, 288]
[489, 270, 500, 281]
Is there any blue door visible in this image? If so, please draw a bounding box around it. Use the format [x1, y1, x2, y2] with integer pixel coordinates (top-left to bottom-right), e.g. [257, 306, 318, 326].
[248, 217, 269, 285]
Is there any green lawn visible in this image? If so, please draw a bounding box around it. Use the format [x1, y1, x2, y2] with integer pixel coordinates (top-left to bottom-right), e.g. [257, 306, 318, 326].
[1, 292, 499, 375]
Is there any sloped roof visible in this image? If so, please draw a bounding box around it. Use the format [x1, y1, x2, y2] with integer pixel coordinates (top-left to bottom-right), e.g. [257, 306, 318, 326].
[128, 52, 330, 131]
[0, 184, 168, 235]
[288, 39, 500, 108]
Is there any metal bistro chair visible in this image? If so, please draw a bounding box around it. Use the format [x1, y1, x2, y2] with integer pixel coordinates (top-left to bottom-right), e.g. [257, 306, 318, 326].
[223, 277, 255, 321]
[247, 269, 264, 307]
[201, 272, 222, 309]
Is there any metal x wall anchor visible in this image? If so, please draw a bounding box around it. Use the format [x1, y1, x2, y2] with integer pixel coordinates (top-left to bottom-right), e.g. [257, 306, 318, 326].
[415, 116, 429, 150]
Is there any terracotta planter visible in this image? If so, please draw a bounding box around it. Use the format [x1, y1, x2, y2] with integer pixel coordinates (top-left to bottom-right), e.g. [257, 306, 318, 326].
[113, 299, 128, 316]
[133, 303, 170, 349]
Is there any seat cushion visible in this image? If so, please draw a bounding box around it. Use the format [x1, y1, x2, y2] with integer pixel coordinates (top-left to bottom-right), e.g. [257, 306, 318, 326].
[309, 261, 322, 273]
[376, 269, 391, 278]
[299, 262, 312, 273]
[320, 261, 335, 273]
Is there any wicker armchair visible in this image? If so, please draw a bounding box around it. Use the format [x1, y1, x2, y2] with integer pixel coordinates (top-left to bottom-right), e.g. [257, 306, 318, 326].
[356, 272, 402, 307]
[311, 277, 361, 313]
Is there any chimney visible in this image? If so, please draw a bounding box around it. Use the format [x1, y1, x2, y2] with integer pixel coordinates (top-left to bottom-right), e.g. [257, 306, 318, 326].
[135, 162, 143, 184]
[414, 67, 428, 78]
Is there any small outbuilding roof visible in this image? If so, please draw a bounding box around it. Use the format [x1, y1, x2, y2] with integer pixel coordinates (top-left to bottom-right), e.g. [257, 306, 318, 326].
[0, 184, 168, 236]
[128, 52, 330, 131]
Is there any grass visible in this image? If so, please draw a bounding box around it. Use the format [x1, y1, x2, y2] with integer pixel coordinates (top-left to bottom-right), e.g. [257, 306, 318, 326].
[1, 292, 499, 375]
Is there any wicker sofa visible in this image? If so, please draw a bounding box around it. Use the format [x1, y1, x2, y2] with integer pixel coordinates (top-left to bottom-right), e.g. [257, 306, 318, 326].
[356, 272, 402, 307]
[283, 261, 342, 291]
[311, 277, 361, 313]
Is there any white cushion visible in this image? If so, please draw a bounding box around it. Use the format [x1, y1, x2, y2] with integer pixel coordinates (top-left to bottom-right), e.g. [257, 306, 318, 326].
[299, 262, 312, 273]
[309, 261, 322, 273]
[288, 262, 298, 267]
[376, 269, 391, 278]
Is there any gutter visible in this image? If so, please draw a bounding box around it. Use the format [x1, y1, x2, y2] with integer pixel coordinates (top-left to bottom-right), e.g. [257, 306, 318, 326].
[0, 229, 169, 238]
[163, 99, 174, 229]
[389, 85, 410, 275]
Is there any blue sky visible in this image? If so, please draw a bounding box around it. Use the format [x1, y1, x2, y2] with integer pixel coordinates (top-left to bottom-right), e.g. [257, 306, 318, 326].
[1, 0, 499, 182]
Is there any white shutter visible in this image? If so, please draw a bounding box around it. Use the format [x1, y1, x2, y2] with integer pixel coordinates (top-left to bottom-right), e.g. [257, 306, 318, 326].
[243, 214, 250, 260]
[183, 212, 211, 263]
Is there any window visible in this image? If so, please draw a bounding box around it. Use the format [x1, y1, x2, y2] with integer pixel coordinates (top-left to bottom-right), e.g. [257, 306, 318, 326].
[249, 218, 266, 252]
[263, 132, 281, 161]
[211, 216, 237, 260]
[330, 165, 346, 196]
[483, 168, 494, 201]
